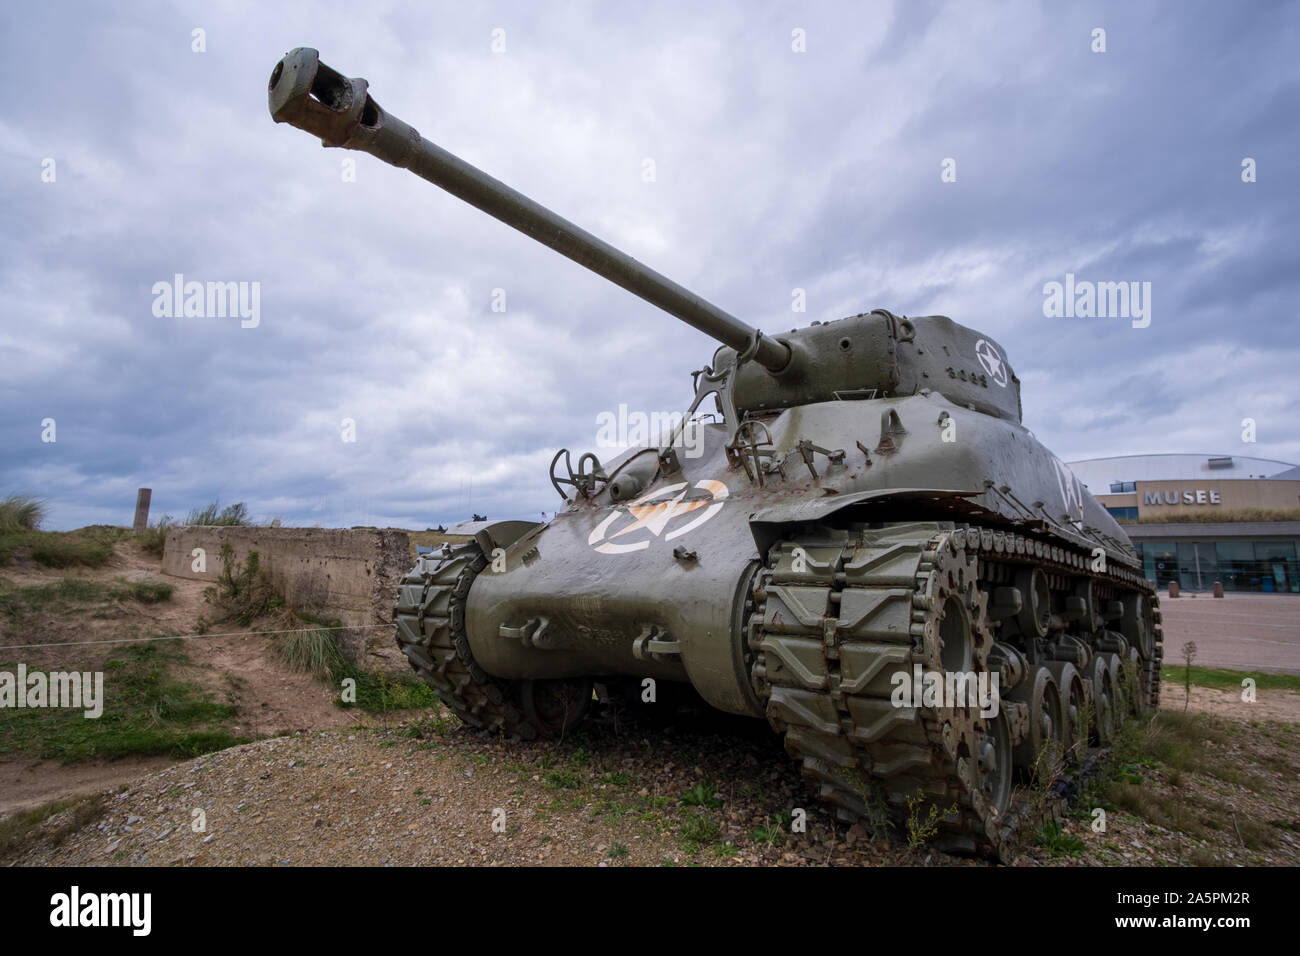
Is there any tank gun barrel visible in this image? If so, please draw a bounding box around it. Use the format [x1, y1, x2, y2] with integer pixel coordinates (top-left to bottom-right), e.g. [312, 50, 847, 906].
[268, 48, 791, 373]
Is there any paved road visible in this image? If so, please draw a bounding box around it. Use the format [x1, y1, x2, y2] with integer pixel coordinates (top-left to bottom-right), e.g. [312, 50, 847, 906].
[1157, 593, 1300, 674]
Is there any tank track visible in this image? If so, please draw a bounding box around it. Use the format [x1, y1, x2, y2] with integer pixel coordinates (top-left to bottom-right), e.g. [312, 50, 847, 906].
[392, 543, 540, 739]
[749, 521, 1163, 858]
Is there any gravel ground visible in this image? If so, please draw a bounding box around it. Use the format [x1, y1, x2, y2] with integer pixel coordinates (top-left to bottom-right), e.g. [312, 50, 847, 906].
[11, 714, 895, 868]
[10, 686, 1299, 868]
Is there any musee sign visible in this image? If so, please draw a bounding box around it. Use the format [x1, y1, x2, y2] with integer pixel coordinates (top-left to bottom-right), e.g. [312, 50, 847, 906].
[1143, 489, 1222, 506]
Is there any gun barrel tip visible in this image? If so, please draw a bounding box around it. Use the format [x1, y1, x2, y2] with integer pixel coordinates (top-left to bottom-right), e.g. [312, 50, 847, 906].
[269, 47, 320, 89]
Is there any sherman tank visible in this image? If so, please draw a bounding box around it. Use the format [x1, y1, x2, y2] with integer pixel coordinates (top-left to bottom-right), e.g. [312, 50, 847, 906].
[269, 48, 1162, 856]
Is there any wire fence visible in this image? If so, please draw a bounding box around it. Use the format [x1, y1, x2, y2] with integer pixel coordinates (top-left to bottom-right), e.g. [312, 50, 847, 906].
[2, 623, 393, 652]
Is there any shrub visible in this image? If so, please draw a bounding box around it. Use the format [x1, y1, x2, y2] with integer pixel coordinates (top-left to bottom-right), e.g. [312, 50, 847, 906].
[203, 544, 276, 624]
[0, 495, 45, 532]
[186, 500, 251, 526]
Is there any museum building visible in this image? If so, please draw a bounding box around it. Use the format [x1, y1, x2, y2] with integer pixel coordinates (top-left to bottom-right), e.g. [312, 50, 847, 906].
[1066, 453, 1300, 593]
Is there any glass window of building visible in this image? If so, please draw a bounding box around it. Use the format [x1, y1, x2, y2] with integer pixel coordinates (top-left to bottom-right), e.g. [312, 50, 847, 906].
[1255, 541, 1297, 593]
[1141, 541, 1178, 588]
[1212, 541, 1299, 593]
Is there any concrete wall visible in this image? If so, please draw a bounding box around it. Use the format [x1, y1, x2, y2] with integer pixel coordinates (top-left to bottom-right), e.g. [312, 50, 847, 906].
[162, 526, 418, 671]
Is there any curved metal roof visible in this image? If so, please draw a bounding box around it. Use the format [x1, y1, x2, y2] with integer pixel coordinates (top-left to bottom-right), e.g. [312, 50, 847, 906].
[1066, 453, 1299, 491]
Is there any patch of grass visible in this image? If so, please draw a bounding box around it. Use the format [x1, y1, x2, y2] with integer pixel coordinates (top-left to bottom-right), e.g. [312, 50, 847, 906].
[600, 771, 630, 786]
[1202, 762, 1268, 793]
[1187, 846, 1221, 866]
[109, 578, 174, 604]
[1161, 665, 1300, 693]
[710, 840, 739, 859]
[607, 842, 629, 859]
[679, 782, 722, 809]
[546, 793, 588, 811]
[1036, 819, 1086, 857]
[273, 626, 348, 681]
[678, 810, 721, 852]
[544, 767, 582, 790]
[404, 712, 460, 739]
[187, 500, 251, 526]
[0, 529, 117, 568]
[750, 818, 787, 848]
[0, 577, 104, 617]
[0, 643, 246, 761]
[1112, 782, 1210, 841]
[0, 495, 46, 532]
[0, 506, 127, 568]
[590, 798, 633, 823]
[0, 575, 173, 619]
[1237, 818, 1278, 851]
[334, 663, 437, 714]
[1143, 711, 1225, 773]
[0, 794, 106, 861]
[1116, 763, 1145, 785]
[137, 515, 172, 557]
[1133, 507, 1300, 524]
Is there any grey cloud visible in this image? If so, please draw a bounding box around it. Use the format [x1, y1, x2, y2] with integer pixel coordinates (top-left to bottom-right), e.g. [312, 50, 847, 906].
[1, 0, 1296, 530]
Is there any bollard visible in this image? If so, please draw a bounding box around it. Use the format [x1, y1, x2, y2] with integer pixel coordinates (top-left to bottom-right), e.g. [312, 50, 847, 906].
[1213, 581, 1224, 598]
[132, 488, 152, 534]
[1168, 580, 1180, 598]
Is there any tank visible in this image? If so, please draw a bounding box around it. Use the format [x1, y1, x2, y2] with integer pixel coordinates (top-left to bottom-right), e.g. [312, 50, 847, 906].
[269, 48, 1163, 856]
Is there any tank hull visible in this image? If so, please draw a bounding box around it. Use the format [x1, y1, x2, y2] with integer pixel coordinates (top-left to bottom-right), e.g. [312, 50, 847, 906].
[460, 388, 1146, 723]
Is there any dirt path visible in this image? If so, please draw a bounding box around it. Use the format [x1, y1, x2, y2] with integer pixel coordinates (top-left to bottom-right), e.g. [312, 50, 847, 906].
[1, 541, 371, 814]
[0, 756, 175, 818]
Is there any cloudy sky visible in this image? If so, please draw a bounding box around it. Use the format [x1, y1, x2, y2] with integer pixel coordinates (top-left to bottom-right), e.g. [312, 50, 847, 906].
[2, 0, 1297, 530]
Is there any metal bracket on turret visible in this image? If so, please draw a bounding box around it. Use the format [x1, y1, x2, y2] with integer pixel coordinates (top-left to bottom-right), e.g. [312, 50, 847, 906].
[875, 409, 907, 454]
[659, 361, 743, 477]
[728, 420, 776, 486]
[549, 449, 608, 500]
[794, 439, 846, 480]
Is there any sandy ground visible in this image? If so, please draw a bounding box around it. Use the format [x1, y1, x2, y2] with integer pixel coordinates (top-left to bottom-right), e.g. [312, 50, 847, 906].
[0, 541, 370, 816]
[1157, 593, 1300, 673]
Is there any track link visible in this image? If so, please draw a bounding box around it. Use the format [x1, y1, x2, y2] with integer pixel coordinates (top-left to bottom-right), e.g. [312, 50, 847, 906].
[392, 542, 539, 739]
[750, 521, 1162, 859]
